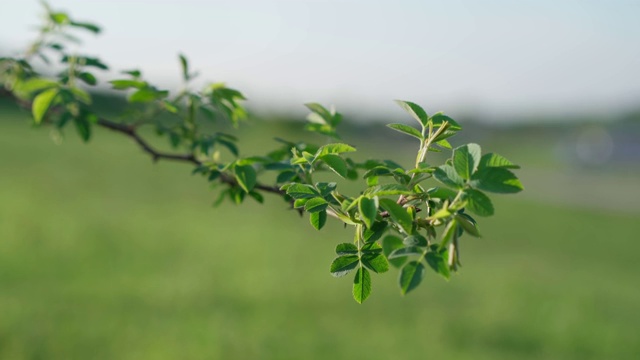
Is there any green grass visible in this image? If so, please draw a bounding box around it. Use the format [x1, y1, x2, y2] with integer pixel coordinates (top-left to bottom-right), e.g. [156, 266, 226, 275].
[1, 110, 639, 359]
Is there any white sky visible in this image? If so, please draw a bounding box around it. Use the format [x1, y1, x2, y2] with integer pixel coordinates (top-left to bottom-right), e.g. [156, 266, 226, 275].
[1, 0, 639, 121]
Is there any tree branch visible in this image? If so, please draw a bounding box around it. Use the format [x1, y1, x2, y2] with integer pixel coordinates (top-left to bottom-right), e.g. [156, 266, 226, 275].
[95, 118, 200, 164]
[0, 88, 285, 197]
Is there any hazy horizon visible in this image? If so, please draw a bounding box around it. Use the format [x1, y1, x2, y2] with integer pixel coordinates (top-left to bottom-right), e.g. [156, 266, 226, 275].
[2, 0, 639, 122]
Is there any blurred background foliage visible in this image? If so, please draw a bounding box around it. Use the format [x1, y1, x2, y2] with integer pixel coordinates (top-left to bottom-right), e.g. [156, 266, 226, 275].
[1, 91, 639, 359]
[2, 0, 640, 357]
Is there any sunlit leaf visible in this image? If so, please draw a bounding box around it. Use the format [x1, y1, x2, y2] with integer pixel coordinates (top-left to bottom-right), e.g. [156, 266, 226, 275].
[386, 123, 422, 140]
[32, 88, 59, 124]
[310, 210, 327, 230]
[395, 100, 429, 127]
[330, 255, 359, 277]
[453, 143, 481, 180]
[353, 267, 371, 304]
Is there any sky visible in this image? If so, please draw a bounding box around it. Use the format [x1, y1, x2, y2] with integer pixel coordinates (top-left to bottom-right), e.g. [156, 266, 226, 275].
[1, 0, 639, 122]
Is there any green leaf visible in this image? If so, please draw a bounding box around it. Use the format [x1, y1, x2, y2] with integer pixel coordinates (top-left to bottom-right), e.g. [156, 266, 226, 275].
[14, 78, 58, 94]
[335, 243, 358, 256]
[479, 153, 520, 169]
[403, 234, 428, 247]
[109, 79, 146, 90]
[293, 198, 308, 208]
[361, 242, 384, 255]
[128, 88, 169, 103]
[305, 123, 339, 139]
[353, 267, 372, 304]
[430, 208, 452, 220]
[471, 168, 524, 194]
[234, 165, 256, 193]
[431, 112, 462, 130]
[50, 12, 70, 24]
[361, 254, 389, 274]
[320, 154, 348, 178]
[315, 182, 337, 197]
[386, 123, 422, 140]
[362, 166, 392, 178]
[425, 250, 450, 280]
[399, 261, 425, 295]
[217, 139, 239, 157]
[248, 191, 264, 203]
[434, 165, 465, 189]
[73, 117, 92, 142]
[382, 236, 407, 268]
[433, 129, 459, 143]
[304, 197, 328, 213]
[464, 189, 494, 217]
[291, 153, 311, 165]
[77, 72, 97, 86]
[426, 187, 459, 201]
[440, 218, 458, 248]
[317, 143, 356, 157]
[62, 56, 109, 70]
[406, 163, 435, 175]
[69, 87, 91, 104]
[304, 103, 332, 124]
[230, 187, 246, 204]
[362, 221, 388, 243]
[285, 184, 318, 199]
[453, 143, 481, 180]
[379, 198, 413, 234]
[435, 139, 452, 149]
[69, 21, 101, 34]
[32, 88, 59, 124]
[310, 210, 327, 230]
[276, 171, 296, 184]
[162, 101, 178, 113]
[121, 69, 142, 78]
[364, 184, 412, 196]
[179, 53, 189, 81]
[330, 255, 359, 277]
[358, 197, 378, 229]
[395, 100, 429, 127]
[388, 246, 422, 259]
[456, 214, 481, 237]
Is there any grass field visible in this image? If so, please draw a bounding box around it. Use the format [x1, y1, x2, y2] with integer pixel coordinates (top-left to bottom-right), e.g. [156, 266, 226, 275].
[1, 106, 639, 359]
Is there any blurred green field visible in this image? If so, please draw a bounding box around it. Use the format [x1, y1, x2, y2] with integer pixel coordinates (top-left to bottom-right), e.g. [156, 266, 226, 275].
[1, 106, 639, 359]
